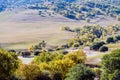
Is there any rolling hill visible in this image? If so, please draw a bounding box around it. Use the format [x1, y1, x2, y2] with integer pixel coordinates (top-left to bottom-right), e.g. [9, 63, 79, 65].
[0, 0, 120, 49]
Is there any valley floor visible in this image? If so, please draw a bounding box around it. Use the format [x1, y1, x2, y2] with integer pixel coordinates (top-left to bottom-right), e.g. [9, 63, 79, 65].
[0, 9, 119, 49]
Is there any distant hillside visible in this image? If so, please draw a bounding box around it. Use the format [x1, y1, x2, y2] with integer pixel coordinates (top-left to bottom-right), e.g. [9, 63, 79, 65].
[0, 0, 120, 22]
[0, 0, 120, 12]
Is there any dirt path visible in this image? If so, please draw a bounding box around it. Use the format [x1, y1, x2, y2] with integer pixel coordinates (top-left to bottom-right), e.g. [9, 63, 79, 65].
[18, 56, 34, 64]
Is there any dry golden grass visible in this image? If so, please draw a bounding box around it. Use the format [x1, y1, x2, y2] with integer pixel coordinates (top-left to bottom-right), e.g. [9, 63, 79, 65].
[105, 42, 120, 51]
[0, 9, 120, 49]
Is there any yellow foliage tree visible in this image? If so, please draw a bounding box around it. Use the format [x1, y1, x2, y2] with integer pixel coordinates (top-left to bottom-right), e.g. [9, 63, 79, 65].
[15, 64, 41, 80]
[28, 45, 34, 52]
[49, 59, 76, 79]
[39, 62, 51, 71]
[64, 50, 86, 64]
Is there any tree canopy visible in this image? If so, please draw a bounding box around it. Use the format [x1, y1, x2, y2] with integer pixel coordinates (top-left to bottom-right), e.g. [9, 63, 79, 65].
[65, 64, 95, 80]
[101, 49, 120, 80]
[0, 48, 19, 79]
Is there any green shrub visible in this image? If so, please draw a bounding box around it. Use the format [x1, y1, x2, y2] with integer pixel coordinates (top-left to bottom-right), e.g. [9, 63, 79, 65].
[61, 50, 69, 55]
[33, 51, 52, 63]
[64, 50, 87, 64]
[114, 35, 120, 41]
[92, 68, 102, 78]
[65, 64, 95, 80]
[108, 70, 120, 80]
[101, 49, 120, 80]
[61, 26, 71, 31]
[72, 42, 80, 48]
[0, 49, 19, 79]
[99, 46, 108, 52]
[73, 27, 80, 33]
[90, 41, 105, 51]
[106, 37, 115, 43]
[33, 51, 64, 64]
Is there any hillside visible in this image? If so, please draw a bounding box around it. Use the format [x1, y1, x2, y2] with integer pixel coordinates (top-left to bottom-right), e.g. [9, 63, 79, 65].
[0, 8, 119, 49]
[0, 0, 120, 80]
[0, 0, 120, 12]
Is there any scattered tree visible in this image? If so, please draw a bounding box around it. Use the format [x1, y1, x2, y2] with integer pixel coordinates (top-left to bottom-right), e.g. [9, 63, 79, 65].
[106, 37, 115, 43]
[101, 49, 120, 80]
[0, 49, 19, 79]
[99, 46, 108, 52]
[65, 64, 95, 80]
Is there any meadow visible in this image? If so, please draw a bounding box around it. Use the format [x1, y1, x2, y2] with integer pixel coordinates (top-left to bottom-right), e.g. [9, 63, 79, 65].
[0, 9, 119, 49]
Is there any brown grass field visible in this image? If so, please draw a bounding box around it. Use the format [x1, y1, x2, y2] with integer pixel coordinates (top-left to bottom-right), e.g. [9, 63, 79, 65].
[0, 9, 119, 49]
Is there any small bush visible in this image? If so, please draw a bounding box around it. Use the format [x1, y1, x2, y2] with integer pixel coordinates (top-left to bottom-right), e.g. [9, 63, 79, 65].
[64, 50, 86, 64]
[8, 49, 16, 53]
[106, 37, 115, 43]
[74, 27, 80, 33]
[61, 26, 70, 31]
[34, 50, 41, 56]
[90, 41, 105, 51]
[114, 35, 120, 41]
[99, 46, 108, 52]
[65, 64, 95, 80]
[93, 68, 102, 76]
[72, 42, 80, 48]
[0, 49, 19, 79]
[15, 64, 42, 80]
[101, 49, 120, 80]
[61, 50, 69, 55]
[47, 48, 54, 52]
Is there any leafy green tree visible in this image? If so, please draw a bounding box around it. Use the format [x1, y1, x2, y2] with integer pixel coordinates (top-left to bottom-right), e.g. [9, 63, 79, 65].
[99, 46, 108, 52]
[33, 51, 64, 64]
[114, 35, 120, 41]
[90, 41, 105, 51]
[101, 49, 120, 80]
[92, 68, 102, 79]
[34, 51, 51, 64]
[67, 38, 83, 47]
[108, 70, 120, 80]
[65, 64, 95, 80]
[106, 37, 115, 43]
[72, 42, 80, 48]
[0, 48, 19, 79]
[38, 40, 46, 50]
[74, 27, 80, 33]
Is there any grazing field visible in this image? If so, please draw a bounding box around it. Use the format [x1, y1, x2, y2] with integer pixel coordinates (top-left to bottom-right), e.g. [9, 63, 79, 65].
[0, 9, 119, 49]
[105, 42, 120, 51]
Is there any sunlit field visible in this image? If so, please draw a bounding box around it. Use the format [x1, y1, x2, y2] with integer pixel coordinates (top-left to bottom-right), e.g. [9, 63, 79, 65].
[0, 0, 120, 79]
